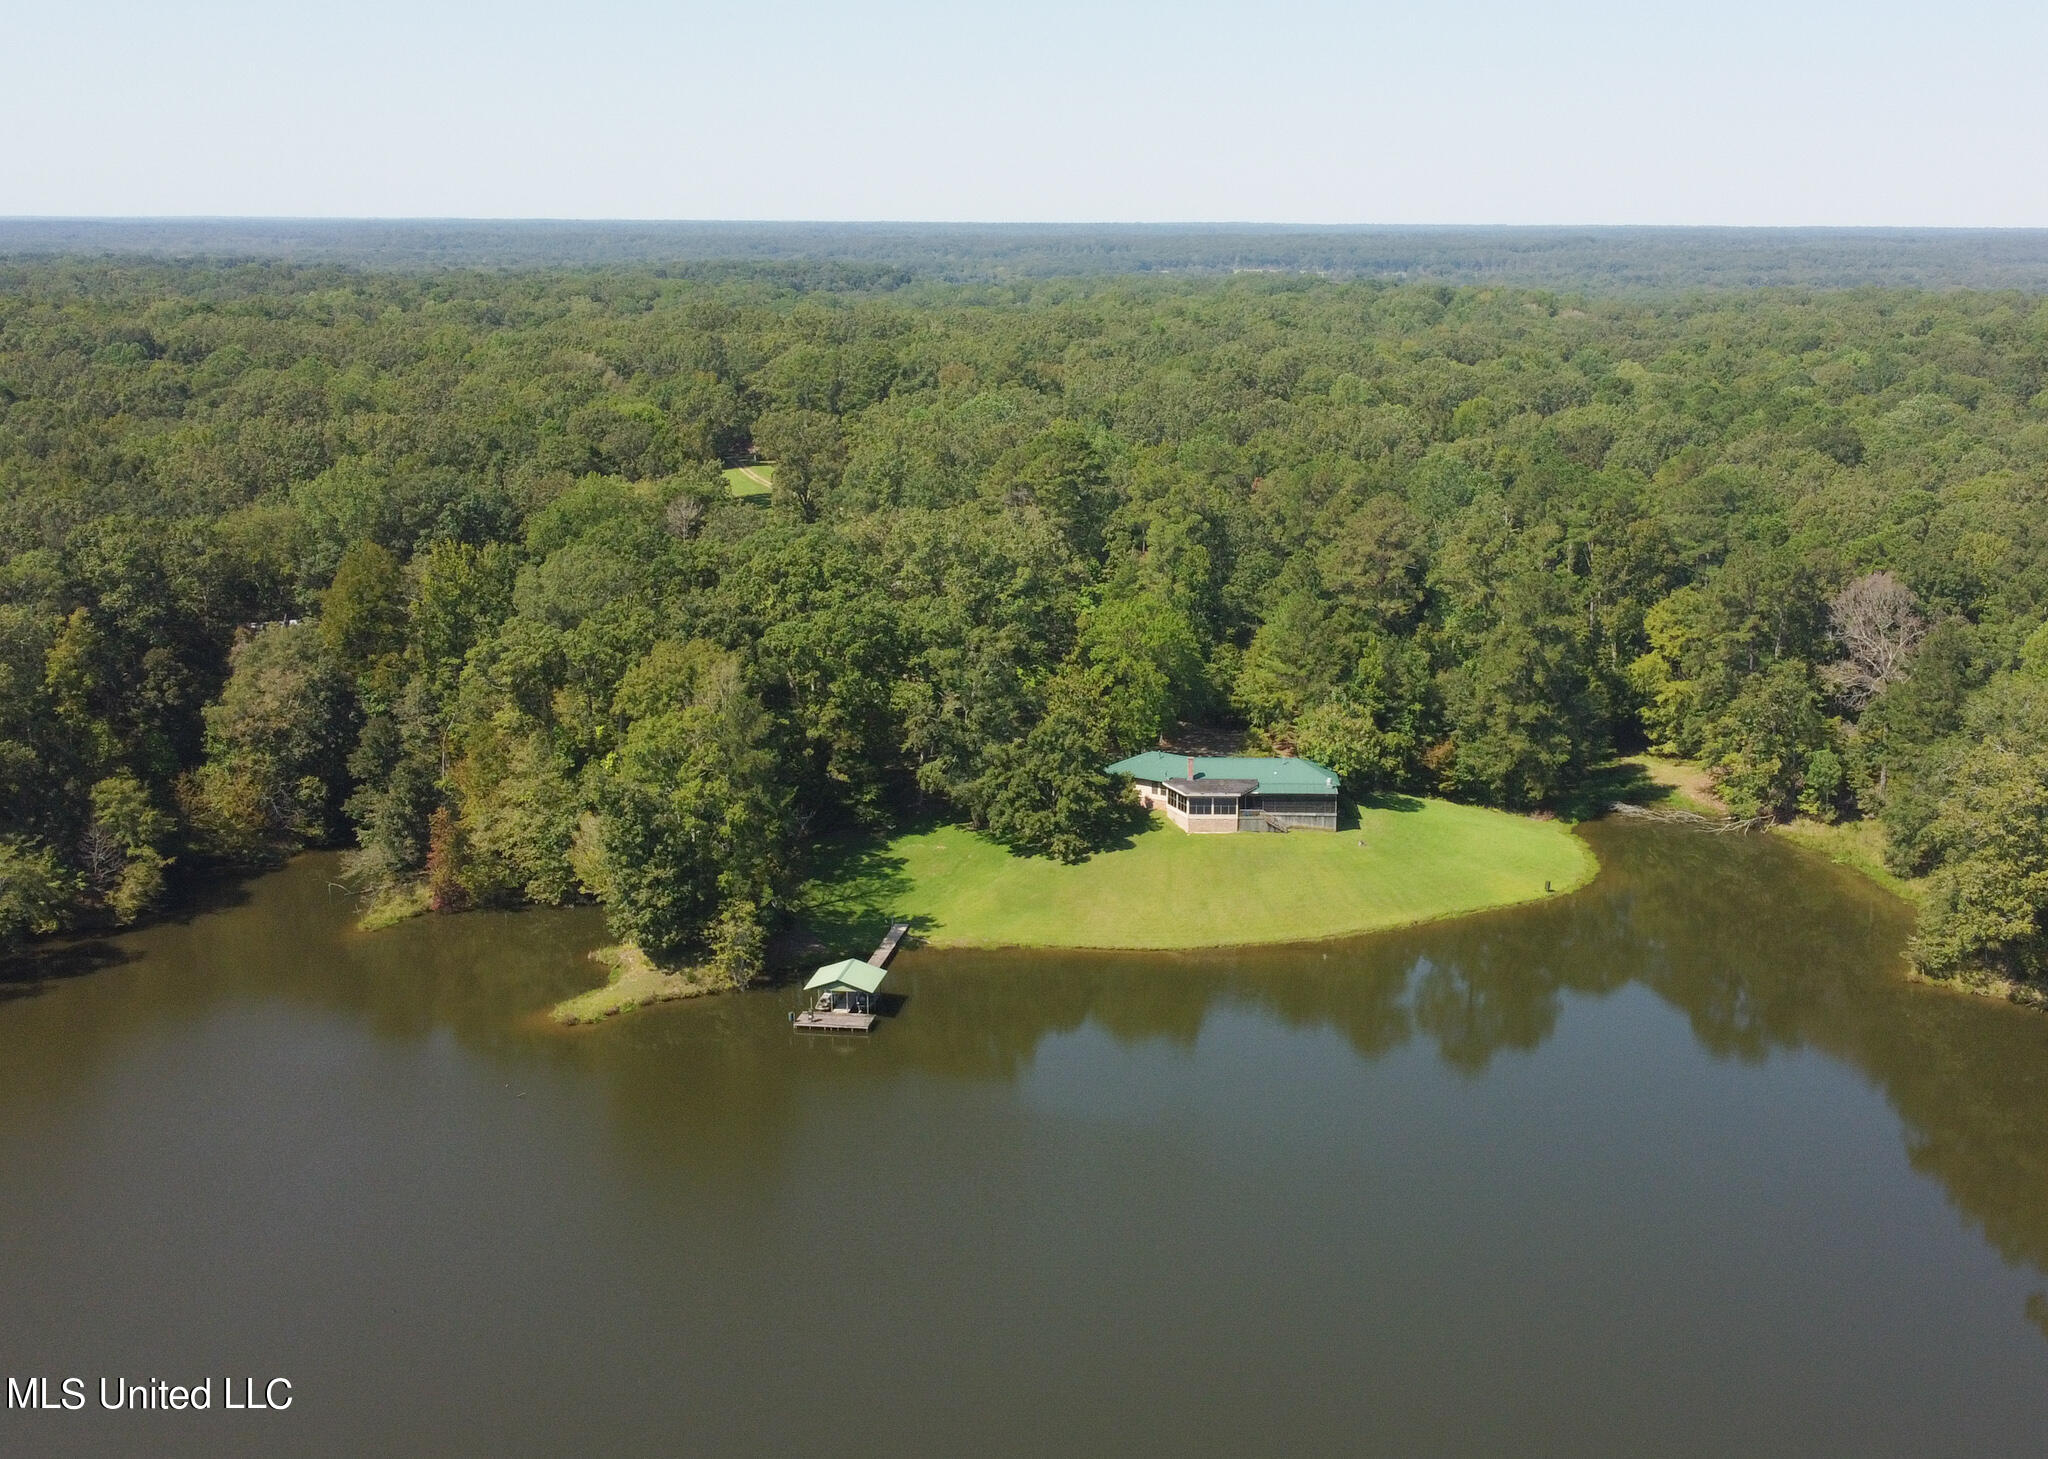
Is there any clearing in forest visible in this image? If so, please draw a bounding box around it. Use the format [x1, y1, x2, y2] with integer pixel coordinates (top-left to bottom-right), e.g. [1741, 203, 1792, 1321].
[722, 463, 774, 498]
[800, 798, 1596, 952]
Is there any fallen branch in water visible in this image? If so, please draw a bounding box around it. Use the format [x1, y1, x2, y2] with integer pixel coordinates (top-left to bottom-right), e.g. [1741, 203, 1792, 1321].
[1607, 801, 1771, 833]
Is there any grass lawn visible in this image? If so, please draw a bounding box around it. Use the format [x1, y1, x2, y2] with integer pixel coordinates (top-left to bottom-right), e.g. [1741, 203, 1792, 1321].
[800, 798, 1597, 952]
[722, 463, 774, 499]
[1616, 753, 1727, 816]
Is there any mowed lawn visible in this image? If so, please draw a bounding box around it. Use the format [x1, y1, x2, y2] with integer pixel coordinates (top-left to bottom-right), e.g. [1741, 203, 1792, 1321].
[722, 463, 774, 499]
[803, 799, 1597, 951]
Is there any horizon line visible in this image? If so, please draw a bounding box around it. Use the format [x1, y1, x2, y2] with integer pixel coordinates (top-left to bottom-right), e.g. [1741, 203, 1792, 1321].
[6, 217, 2048, 234]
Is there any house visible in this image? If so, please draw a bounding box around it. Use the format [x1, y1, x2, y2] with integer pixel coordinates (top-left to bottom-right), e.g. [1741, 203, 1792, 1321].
[1105, 752, 1341, 833]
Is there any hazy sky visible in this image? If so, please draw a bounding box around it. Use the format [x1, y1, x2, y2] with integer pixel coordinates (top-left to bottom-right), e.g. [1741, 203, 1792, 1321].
[5, 0, 2044, 224]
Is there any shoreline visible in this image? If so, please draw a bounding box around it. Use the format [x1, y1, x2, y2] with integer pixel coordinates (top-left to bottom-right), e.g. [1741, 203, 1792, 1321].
[1771, 817, 1921, 904]
[549, 944, 725, 1025]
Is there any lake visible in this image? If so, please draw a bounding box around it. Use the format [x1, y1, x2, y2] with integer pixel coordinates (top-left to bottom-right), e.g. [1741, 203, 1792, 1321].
[3, 821, 2046, 1456]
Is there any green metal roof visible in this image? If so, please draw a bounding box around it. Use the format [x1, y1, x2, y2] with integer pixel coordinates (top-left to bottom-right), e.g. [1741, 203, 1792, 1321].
[804, 958, 888, 994]
[1104, 751, 1340, 794]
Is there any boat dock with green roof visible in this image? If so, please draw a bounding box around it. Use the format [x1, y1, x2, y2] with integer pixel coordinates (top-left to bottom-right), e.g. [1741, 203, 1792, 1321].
[792, 921, 909, 1032]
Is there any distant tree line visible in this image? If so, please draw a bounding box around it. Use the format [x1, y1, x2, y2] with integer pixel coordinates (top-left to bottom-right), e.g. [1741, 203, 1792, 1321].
[2, 260, 2045, 990]
[8, 222, 2048, 292]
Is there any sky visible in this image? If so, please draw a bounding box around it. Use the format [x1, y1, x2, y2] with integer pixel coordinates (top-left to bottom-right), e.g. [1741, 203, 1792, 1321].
[4, 0, 2044, 225]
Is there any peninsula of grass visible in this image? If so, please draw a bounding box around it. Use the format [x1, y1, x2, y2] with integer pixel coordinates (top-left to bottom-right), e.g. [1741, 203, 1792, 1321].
[355, 879, 431, 931]
[800, 798, 1596, 952]
[550, 943, 724, 1025]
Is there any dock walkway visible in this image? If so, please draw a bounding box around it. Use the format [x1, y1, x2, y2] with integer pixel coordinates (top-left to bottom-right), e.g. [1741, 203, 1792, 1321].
[869, 922, 910, 967]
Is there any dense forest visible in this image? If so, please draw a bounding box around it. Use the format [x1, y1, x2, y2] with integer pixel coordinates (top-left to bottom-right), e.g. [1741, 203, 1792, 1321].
[2, 259, 2045, 992]
[8, 222, 2048, 291]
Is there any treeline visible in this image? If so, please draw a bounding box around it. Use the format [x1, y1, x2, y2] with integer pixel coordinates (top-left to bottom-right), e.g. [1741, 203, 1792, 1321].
[2, 261, 2045, 988]
[10, 223, 2048, 292]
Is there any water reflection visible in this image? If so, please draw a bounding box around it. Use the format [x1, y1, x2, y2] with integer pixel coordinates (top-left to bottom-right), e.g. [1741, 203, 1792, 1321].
[3, 819, 2045, 1280]
[9, 820, 2048, 1456]
[639, 821, 2047, 1277]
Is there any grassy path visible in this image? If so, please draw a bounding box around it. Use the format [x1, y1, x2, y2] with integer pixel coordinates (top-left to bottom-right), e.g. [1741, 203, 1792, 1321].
[722, 464, 774, 498]
[801, 799, 1596, 952]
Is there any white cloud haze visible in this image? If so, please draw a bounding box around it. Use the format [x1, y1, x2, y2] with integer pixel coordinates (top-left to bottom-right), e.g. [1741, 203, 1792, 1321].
[3, 0, 2043, 224]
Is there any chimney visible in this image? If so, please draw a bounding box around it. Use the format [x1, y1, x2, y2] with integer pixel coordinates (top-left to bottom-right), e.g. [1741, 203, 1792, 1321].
[1187, 755, 1195, 781]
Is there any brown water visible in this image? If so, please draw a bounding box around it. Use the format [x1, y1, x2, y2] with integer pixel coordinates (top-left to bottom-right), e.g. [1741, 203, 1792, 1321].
[3, 822, 2046, 1457]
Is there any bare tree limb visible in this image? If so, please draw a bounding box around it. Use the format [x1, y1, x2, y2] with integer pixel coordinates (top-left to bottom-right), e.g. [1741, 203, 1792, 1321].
[1823, 571, 1926, 708]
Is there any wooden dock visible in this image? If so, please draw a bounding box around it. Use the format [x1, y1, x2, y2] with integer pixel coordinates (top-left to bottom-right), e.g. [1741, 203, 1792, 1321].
[790, 924, 907, 1035]
[869, 921, 910, 967]
[792, 1009, 878, 1033]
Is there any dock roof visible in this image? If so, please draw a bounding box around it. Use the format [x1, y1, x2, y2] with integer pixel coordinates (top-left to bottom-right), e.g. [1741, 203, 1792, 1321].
[1105, 752, 1339, 795]
[804, 958, 888, 994]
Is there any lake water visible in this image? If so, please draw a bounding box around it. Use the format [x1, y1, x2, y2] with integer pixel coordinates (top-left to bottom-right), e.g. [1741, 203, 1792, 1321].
[3, 822, 2046, 1456]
